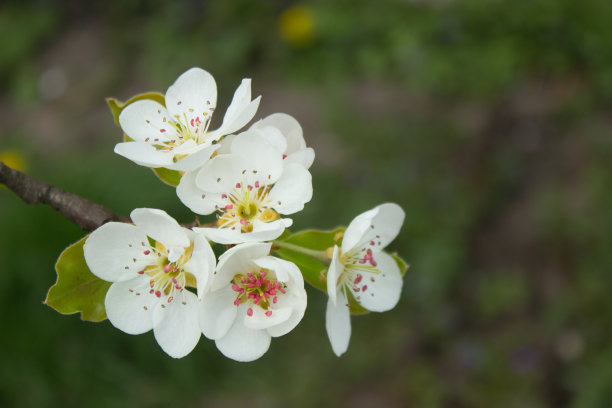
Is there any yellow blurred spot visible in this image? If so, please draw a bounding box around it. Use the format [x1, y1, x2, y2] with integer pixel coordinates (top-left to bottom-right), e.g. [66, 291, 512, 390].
[279, 4, 314, 47]
[0, 150, 27, 172]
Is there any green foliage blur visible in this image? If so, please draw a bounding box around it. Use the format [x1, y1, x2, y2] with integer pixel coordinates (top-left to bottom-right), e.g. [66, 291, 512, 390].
[2, 0, 612, 406]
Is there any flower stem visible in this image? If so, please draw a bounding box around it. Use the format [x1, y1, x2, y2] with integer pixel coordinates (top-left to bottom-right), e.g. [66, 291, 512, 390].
[272, 240, 331, 266]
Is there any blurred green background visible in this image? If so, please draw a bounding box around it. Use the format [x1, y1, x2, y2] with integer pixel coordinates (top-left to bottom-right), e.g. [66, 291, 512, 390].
[2, 0, 612, 406]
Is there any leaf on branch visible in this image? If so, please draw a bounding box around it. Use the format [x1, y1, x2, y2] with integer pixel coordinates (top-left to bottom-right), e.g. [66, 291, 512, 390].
[44, 236, 110, 322]
[106, 92, 182, 187]
[273, 227, 345, 292]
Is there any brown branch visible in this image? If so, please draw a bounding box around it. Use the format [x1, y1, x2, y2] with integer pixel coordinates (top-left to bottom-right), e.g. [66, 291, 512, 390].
[0, 161, 131, 231]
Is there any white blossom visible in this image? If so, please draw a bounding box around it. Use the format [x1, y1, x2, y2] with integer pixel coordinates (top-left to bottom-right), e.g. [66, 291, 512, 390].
[325, 203, 405, 357]
[199, 242, 307, 362]
[83, 208, 216, 358]
[115, 67, 260, 171]
[177, 130, 313, 244]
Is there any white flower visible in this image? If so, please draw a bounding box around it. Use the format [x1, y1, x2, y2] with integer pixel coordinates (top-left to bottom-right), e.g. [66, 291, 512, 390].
[115, 67, 261, 171]
[218, 113, 315, 169]
[83, 208, 216, 358]
[199, 242, 307, 362]
[325, 203, 405, 357]
[177, 130, 313, 244]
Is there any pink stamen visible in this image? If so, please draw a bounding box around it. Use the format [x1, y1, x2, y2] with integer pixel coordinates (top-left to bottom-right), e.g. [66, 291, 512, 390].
[164, 264, 172, 273]
[240, 219, 249, 226]
[247, 308, 253, 317]
[234, 298, 241, 306]
[225, 204, 234, 209]
[362, 285, 368, 292]
[265, 311, 273, 317]
[221, 193, 228, 199]
[235, 183, 241, 188]
[172, 277, 178, 284]
[248, 185, 253, 190]
[190, 118, 195, 127]
[255, 181, 260, 188]
[160, 129, 166, 133]
[155, 291, 162, 298]
[168, 296, 173, 303]
[137, 270, 144, 275]
[144, 250, 151, 255]
[282, 154, 287, 159]
[354, 274, 363, 284]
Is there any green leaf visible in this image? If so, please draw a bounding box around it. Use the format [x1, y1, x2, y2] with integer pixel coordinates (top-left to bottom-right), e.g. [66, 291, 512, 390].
[44, 236, 111, 322]
[273, 227, 345, 293]
[391, 252, 410, 276]
[152, 167, 182, 187]
[106, 92, 165, 127]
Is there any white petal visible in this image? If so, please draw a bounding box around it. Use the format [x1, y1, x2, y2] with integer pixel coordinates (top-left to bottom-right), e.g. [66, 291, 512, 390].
[183, 233, 216, 298]
[197, 218, 287, 245]
[285, 147, 315, 169]
[251, 255, 302, 284]
[131, 208, 190, 249]
[195, 154, 245, 194]
[164, 144, 219, 172]
[215, 305, 271, 362]
[341, 203, 405, 254]
[212, 242, 272, 291]
[199, 285, 238, 340]
[266, 282, 307, 338]
[177, 168, 222, 215]
[357, 252, 403, 312]
[153, 291, 201, 358]
[326, 245, 342, 305]
[104, 278, 158, 335]
[114, 142, 174, 168]
[208, 79, 261, 138]
[84, 222, 153, 282]
[244, 305, 292, 330]
[229, 131, 284, 185]
[251, 125, 288, 154]
[325, 291, 351, 357]
[118, 100, 177, 142]
[252, 113, 305, 153]
[268, 163, 313, 215]
[165, 67, 217, 127]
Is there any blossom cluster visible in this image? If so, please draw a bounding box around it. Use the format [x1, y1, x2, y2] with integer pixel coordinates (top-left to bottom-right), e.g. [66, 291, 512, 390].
[83, 68, 405, 361]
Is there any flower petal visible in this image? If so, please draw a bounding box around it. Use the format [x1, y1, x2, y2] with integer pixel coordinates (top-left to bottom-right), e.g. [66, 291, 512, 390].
[199, 284, 238, 340]
[285, 147, 315, 169]
[251, 125, 288, 154]
[215, 305, 271, 362]
[196, 218, 288, 245]
[252, 113, 304, 151]
[266, 281, 307, 338]
[177, 168, 223, 215]
[267, 162, 313, 215]
[114, 142, 174, 168]
[341, 203, 405, 254]
[229, 131, 284, 185]
[130, 208, 190, 249]
[84, 222, 153, 282]
[183, 233, 216, 298]
[165, 67, 217, 128]
[244, 305, 292, 331]
[118, 99, 177, 142]
[356, 252, 403, 312]
[326, 245, 342, 305]
[325, 290, 351, 357]
[195, 154, 245, 194]
[208, 79, 261, 139]
[212, 242, 272, 291]
[164, 144, 219, 172]
[104, 278, 159, 335]
[152, 291, 201, 358]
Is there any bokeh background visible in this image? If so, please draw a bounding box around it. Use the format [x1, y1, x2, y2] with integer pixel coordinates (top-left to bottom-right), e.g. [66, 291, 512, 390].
[2, 0, 612, 407]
